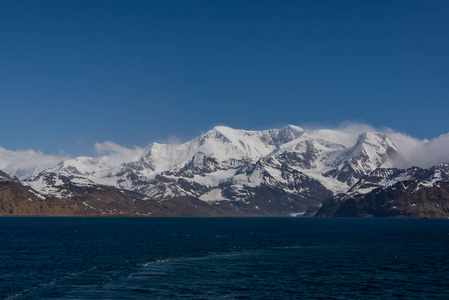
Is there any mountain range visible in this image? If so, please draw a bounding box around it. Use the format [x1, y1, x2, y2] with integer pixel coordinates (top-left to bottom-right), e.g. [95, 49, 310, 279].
[1, 125, 448, 217]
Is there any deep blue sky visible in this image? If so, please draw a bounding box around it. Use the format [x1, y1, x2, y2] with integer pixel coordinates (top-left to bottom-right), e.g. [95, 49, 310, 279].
[1, 0, 448, 155]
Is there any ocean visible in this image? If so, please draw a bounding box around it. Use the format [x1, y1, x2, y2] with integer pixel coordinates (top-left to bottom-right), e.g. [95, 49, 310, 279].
[1, 217, 449, 299]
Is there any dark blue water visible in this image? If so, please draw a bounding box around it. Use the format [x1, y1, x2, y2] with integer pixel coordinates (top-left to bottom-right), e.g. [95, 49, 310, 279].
[1, 218, 449, 299]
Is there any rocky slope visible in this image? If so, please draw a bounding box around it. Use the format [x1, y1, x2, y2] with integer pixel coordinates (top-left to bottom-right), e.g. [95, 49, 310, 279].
[0, 171, 246, 217]
[0, 170, 81, 216]
[316, 163, 449, 218]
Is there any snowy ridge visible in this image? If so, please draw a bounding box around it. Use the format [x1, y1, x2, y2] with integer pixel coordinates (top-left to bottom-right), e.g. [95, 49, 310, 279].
[20, 125, 413, 204]
[316, 161, 449, 218]
[322, 132, 404, 186]
[25, 172, 98, 198]
[343, 162, 449, 198]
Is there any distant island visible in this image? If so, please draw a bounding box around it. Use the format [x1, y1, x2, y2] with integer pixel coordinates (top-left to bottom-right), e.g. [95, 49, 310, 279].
[1, 126, 449, 217]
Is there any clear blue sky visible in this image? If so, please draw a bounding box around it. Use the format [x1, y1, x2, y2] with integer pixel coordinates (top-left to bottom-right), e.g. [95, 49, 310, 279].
[1, 0, 448, 155]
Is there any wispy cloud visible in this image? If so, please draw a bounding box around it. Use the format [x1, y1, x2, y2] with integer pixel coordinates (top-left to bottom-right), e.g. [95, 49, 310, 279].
[93, 141, 143, 165]
[0, 147, 69, 179]
[390, 132, 449, 168]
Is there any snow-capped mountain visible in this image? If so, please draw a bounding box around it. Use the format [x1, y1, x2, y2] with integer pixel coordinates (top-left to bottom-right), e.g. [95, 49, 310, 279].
[16, 125, 411, 216]
[323, 132, 405, 186]
[316, 163, 449, 217]
[347, 162, 449, 197]
[1, 125, 449, 217]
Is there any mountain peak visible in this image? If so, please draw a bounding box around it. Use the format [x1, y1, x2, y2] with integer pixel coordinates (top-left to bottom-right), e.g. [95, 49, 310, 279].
[352, 132, 399, 156]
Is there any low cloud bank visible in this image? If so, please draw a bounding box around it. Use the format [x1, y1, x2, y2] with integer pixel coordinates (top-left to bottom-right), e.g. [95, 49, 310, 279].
[93, 141, 143, 166]
[389, 132, 449, 168]
[0, 147, 69, 179]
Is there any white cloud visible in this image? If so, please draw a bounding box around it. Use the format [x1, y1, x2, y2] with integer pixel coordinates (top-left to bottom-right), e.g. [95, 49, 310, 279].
[93, 141, 143, 166]
[156, 135, 182, 145]
[396, 132, 449, 168]
[0, 147, 69, 180]
[166, 136, 181, 145]
[301, 121, 377, 135]
[335, 121, 379, 134]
